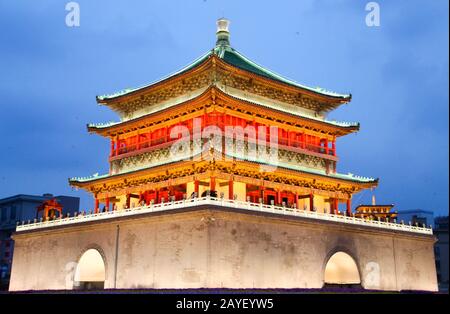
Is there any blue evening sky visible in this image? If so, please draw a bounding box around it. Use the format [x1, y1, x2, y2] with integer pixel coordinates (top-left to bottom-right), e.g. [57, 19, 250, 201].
[0, 0, 448, 215]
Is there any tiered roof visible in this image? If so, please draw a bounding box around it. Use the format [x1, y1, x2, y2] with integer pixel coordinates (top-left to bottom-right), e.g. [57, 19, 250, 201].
[70, 150, 377, 186]
[94, 19, 353, 125]
[70, 19, 377, 190]
[97, 44, 351, 102]
[88, 86, 359, 137]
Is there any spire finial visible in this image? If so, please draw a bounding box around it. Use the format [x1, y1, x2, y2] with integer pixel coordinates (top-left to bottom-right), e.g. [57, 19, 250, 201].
[216, 18, 230, 46]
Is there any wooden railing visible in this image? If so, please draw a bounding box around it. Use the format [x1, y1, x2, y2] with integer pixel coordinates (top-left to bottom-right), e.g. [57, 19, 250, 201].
[111, 133, 336, 159]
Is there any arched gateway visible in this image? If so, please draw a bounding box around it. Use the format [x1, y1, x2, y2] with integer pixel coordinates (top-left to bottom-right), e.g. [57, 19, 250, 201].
[74, 249, 106, 290]
[324, 252, 361, 287]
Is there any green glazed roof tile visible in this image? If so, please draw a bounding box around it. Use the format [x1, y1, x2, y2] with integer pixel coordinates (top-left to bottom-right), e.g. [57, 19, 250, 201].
[97, 45, 350, 101]
[70, 151, 376, 184]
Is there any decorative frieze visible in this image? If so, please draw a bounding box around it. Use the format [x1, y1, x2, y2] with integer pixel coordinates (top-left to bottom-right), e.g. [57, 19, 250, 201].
[217, 69, 328, 112]
[118, 71, 213, 119]
[93, 159, 356, 197]
[111, 66, 333, 119]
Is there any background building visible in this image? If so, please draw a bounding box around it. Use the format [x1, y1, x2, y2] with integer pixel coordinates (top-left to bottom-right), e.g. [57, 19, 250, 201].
[354, 204, 397, 222]
[0, 194, 79, 290]
[434, 216, 449, 292]
[397, 209, 435, 228]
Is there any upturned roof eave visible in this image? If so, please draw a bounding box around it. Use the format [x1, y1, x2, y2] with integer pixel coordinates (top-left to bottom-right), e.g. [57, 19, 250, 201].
[95, 50, 214, 104]
[215, 46, 351, 101]
[69, 153, 378, 188]
[95, 48, 351, 105]
[87, 86, 359, 136]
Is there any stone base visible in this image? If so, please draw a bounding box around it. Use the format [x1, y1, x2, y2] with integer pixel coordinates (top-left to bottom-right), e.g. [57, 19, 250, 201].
[9, 207, 438, 291]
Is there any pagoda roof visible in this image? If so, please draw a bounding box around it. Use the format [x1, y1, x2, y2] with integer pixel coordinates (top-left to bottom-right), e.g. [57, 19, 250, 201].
[69, 151, 377, 187]
[88, 86, 359, 137]
[96, 44, 351, 104]
[37, 199, 63, 211]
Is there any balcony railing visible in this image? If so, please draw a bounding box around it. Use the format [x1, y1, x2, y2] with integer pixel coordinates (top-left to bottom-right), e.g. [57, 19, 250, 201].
[16, 197, 433, 235]
[112, 134, 336, 160]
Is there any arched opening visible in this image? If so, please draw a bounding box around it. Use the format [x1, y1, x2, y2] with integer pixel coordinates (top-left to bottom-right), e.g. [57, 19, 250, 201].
[74, 249, 105, 290]
[324, 251, 361, 288]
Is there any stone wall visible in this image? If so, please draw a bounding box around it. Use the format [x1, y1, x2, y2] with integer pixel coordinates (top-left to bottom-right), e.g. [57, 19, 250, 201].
[9, 208, 438, 291]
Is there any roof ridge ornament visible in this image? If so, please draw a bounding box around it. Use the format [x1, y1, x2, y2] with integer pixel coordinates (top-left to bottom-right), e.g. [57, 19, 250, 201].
[216, 18, 230, 47]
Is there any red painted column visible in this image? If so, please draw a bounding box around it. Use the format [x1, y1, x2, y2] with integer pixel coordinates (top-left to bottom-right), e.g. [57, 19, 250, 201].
[260, 186, 265, 203]
[194, 180, 199, 196]
[346, 199, 352, 216]
[136, 132, 140, 150]
[115, 135, 120, 156]
[155, 190, 159, 203]
[169, 185, 173, 201]
[287, 130, 290, 146]
[110, 140, 114, 157]
[94, 198, 99, 213]
[105, 197, 110, 212]
[309, 193, 314, 211]
[333, 198, 339, 215]
[332, 141, 336, 156]
[210, 177, 216, 191]
[145, 191, 150, 205]
[277, 190, 281, 205]
[295, 193, 299, 209]
[228, 180, 234, 199]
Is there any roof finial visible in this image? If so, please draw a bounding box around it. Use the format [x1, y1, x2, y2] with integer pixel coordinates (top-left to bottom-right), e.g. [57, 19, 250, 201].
[216, 18, 230, 47]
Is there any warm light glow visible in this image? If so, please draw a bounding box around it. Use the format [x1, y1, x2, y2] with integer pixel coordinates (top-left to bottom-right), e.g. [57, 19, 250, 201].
[324, 252, 360, 284]
[74, 249, 105, 282]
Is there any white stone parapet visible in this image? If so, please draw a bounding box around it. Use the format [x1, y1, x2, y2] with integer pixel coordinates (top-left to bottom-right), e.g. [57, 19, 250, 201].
[16, 196, 433, 235]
